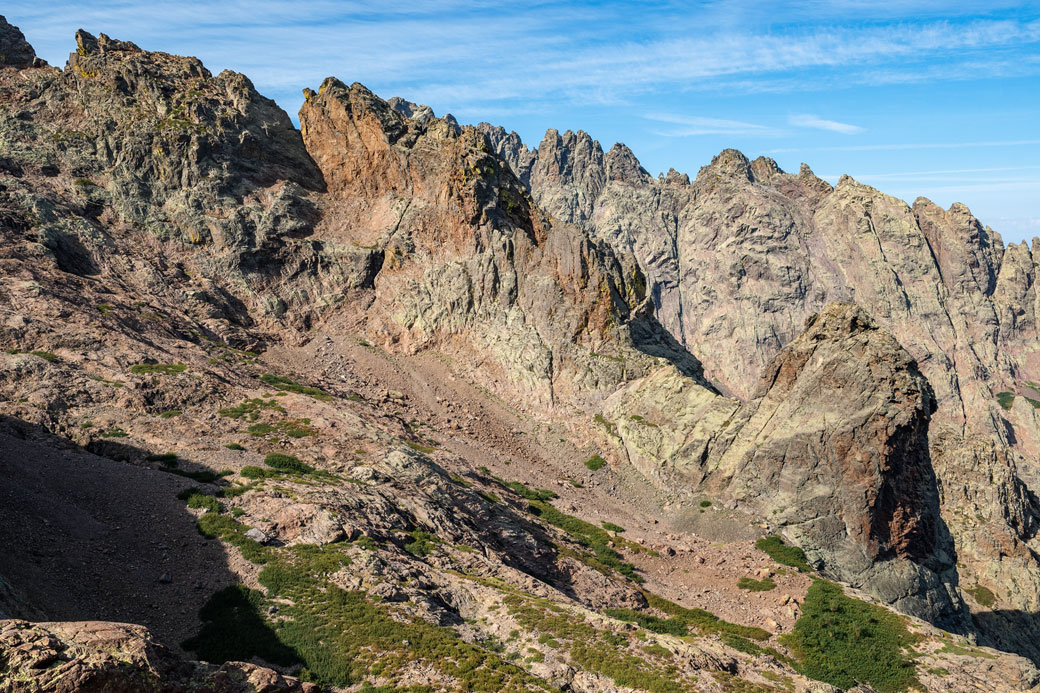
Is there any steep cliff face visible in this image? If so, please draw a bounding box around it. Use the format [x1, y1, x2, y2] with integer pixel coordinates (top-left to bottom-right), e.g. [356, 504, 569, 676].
[486, 124, 1040, 644]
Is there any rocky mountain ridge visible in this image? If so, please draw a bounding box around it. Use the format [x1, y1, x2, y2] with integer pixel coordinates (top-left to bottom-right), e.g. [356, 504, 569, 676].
[1, 16, 1039, 692]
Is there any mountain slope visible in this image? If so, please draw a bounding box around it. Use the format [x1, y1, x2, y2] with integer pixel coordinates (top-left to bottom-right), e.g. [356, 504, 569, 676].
[2, 17, 1039, 692]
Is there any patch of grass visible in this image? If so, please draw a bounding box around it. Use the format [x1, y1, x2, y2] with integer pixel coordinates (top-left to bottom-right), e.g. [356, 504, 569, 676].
[404, 440, 436, 454]
[478, 491, 501, 504]
[965, 584, 996, 608]
[31, 351, 59, 363]
[780, 579, 922, 692]
[101, 427, 128, 438]
[404, 530, 439, 557]
[248, 419, 317, 439]
[240, 465, 268, 479]
[166, 468, 226, 484]
[584, 454, 606, 471]
[146, 452, 178, 465]
[129, 363, 187, 376]
[699, 500, 712, 508]
[641, 592, 771, 641]
[503, 481, 558, 501]
[601, 522, 625, 534]
[185, 492, 222, 514]
[158, 409, 182, 418]
[528, 501, 641, 582]
[755, 535, 812, 572]
[219, 398, 286, 421]
[197, 513, 271, 564]
[449, 473, 473, 487]
[996, 391, 1016, 410]
[187, 542, 544, 690]
[737, 576, 776, 592]
[259, 374, 334, 402]
[264, 453, 314, 474]
[96, 304, 113, 314]
[225, 443, 245, 451]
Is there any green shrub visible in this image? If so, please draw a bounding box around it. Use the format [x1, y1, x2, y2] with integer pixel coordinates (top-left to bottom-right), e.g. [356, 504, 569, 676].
[601, 522, 625, 534]
[129, 363, 187, 375]
[96, 304, 113, 314]
[264, 453, 314, 474]
[167, 468, 223, 484]
[101, 427, 128, 438]
[781, 579, 921, 692]
[240, 465, 267, 479]
[699, 500, 712, 508]
[248, 419, 317, 439]
[503, 481, 557, 501]
[404, 530, 439, 557]
[186, 493, 222, 514]
[147, 452, 178, 465]
[965, 584, 997, 608]
[585, 454, 606, 471]
[219, 398, 286, 421]
[405, 440, 436, 454]
[31, 351, 58, 363]
[737, 576, 776, 592]
[756, 535, 812, 572]
[225, 443, 245, 451]
[159, 409, 182, 418]
[259, 374, 334, 401]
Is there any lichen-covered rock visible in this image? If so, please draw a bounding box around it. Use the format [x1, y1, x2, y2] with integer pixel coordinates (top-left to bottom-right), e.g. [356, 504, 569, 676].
[0, 619, 317, 692]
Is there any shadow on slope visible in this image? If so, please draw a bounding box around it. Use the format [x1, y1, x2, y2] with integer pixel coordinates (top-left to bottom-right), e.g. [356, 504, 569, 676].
[0, 414, 241, 653]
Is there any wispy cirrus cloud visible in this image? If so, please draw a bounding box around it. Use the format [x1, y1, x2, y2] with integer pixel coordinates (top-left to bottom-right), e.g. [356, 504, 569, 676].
[643, 113, 781, 137]
[789, 114, 864, 134]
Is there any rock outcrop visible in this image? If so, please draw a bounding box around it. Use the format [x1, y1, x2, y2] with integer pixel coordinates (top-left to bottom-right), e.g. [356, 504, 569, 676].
[485, 125, 1040, 651]
[0, 620, 316, 692]
[0, 16, 40, 68]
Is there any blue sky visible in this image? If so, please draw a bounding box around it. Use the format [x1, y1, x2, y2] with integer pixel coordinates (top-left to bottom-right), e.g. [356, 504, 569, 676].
[7, 1, 1040, 242]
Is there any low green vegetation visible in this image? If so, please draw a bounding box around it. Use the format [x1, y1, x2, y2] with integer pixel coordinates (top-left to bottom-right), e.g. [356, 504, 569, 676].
[31, 350, 59, 363]
[225, 443, 245, 451]
[186, 543, 543, 690]
[755, 535, 812, 572]
[503, 481, 558, 501]
[584, 454, 606, 471]
[965, 584, 997, 608]
[737, 576, 776, 592]
[602, 522, 625, 534]
[614, 592, 771, 642]
[504, 594, 691, 693]
[159, 409, 182, 418]
[264, 452, 314, 474]
[96, 303, 113, 314]
[781, 580, 921, 692]
[404, 440, 436, 454]
[240, 465, 267, 479]
[699, 500, 712, 508]
[996, 391, 1016, 410]
[146, 452, 178, 465]
[219, 397, 286, 421]
[260, 374, 334, 402]
[185, 492, 222, 514]
[130, 362, 187, 376]
[404, 529, 440, 557]
[100, 426, 128, 438]
[528, 500, 641, 582]
[248, 418, 317, 439]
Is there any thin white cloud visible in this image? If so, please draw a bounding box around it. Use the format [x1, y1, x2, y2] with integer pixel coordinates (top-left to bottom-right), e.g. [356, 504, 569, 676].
[643, 113, 782, 137]
[789, 114, 863, 134]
